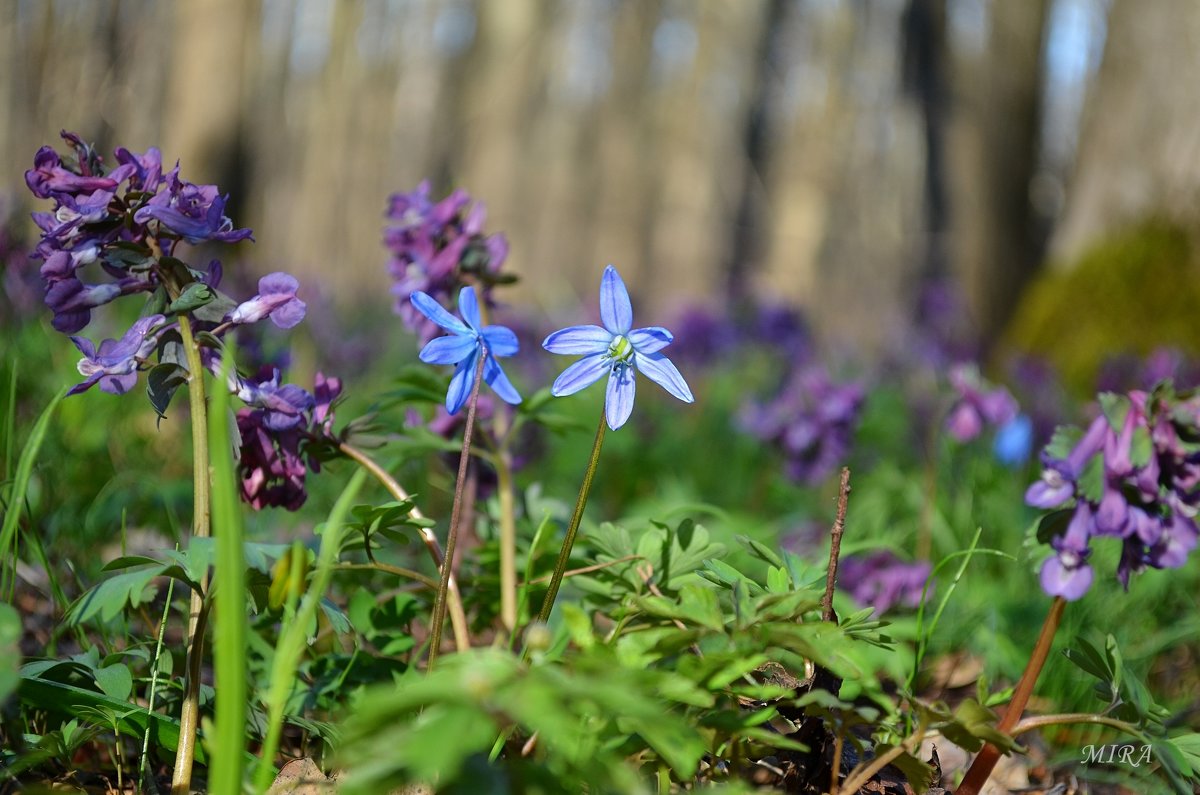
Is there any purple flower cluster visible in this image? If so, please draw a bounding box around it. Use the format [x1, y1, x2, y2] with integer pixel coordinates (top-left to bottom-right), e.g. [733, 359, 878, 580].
[840, 551, 932, 614]
[384, 181, 509, 344]
[740, 365, 863, 485]
[26, 132, 253, 334]
[944, 364, 1018, 442]
[1027, 385, 1200, 600]
[236, 372, 343, 510]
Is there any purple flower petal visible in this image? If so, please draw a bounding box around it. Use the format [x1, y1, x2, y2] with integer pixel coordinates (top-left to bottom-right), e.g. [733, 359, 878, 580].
[259, 272, 300, 295]
[410, 291, 471, 336]
[551, 353, 609, 397]
[543, 325, 612, 355]
[269, 298, 306, 329]
[1040, 555, 1093, 601]
[633, 351, 693, 403]
[605, 365, 636, 430]
[599, 265, 633, 335]
[420, 334, 478, 366]
[628, 326, 673, 354]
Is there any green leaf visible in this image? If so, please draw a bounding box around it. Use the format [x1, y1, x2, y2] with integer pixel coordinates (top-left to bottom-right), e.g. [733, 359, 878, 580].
[1045, 424, 1083, 460]
[737, 535, 785, 569]
[1077, 453, 1106, 504]
[166, 282, 215, 314]
[1035, 508, 1074, 545]
[93, 664, 133, 701]
[69, 566, 160, 624]
[0, 602, 20, 704]
[147, 363, 189, 419]
[1098, 392, 1131, 432]
[881, 746, 934, 791]
[1130, 425, 1154, 469]
[191, 291, 237, 323]
[561, 604, 595, 650]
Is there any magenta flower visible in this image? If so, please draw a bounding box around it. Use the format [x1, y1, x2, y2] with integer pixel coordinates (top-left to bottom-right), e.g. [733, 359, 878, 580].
[543, 265, 693, 431]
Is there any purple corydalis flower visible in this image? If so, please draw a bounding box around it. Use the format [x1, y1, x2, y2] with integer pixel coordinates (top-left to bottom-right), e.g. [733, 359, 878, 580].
[237, 409, 308, 510]
[945, 364, 1018, 442]
[840, 551, 932, 614]
[44, 276, 148, 334]
[411, 286, 521, 415]
[227, 272, 306, 329]
[133, 168, 253, 244]
[25, 146, 119, 199]
[544, 265, 693, 431]
[233, 369, 315, 431]
[67, 314, 164, 395]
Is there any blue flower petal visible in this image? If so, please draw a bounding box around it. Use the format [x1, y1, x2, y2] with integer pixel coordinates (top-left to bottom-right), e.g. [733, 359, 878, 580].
[605, 365, 636, 430]
[411, 291, 472, 336]
[600, 265, 633, 335]
[458, 286, 482, 331]
[628, 326, 673, 354]
[445, 352, 480, 414]
[482, 325, 519, 357]
[551, 353, 609, 397]
[634, 351, 693, 403]
[484, 354, 522, 405]
[419, 334, 478, 366]
[543, 324, 612, 355]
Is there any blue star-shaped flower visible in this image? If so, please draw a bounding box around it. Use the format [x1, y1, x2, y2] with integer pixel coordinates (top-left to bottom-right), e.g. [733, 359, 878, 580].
[411, 286, 521, 414]
[544, 265, 693, 430]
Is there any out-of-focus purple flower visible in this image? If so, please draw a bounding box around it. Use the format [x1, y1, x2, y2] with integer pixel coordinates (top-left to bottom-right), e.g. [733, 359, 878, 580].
[385, 180, 510, 344]
[412, 286, 522, 415]
[312, 372, 342, 438]
[544, 265, 693, 431]
[840, 551, 932, 614]
[750, 302, 810, 358]
[667, 305, 737, 367]
[740, 364, 863, 485]
[133, 168, 253, 244]
[44, 276, 148, 334]
[67, 314, 164, 395]
[945, 364, 1018, 443]
[237, 408, 308, 511]
[1097, 348, 1200, 393]
[227, 272, 306, 329]
[1028, 384, 1200, 600]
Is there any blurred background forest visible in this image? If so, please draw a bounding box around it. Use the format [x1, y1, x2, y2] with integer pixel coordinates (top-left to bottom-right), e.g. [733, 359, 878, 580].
[3, 0, 1200, 378]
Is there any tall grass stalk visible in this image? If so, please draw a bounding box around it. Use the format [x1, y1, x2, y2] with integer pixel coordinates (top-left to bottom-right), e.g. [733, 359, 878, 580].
[0, 385, 67, 600]
[209, 355, 247, 794]
[253, 468, 366, 793]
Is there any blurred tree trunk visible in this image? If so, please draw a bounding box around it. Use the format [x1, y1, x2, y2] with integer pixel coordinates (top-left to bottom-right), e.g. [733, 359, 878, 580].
[947, 0, 1049, 342]
[1050, 0, 1200, 264]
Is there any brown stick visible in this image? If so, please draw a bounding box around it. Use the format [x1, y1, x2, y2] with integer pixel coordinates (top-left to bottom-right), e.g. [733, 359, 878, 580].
[821, 467, 852, 623]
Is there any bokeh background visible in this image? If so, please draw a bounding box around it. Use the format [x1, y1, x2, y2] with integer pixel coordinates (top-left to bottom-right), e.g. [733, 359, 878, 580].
[3, 0, 1199, 376]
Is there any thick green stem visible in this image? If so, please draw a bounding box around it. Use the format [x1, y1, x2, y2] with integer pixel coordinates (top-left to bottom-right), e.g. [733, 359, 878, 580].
[171, 314, 211, 795]
[955, 596, 1067, 795]
[338, 442, 471, 651]
[536, 409, 607, 625]
[427, 358, 486, 670]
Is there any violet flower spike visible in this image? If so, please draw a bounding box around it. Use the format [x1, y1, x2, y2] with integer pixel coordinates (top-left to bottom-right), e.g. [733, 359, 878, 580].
[227, 272, 307, 329]
[411, 286, 521, 414]
[544, 265, 693, 430]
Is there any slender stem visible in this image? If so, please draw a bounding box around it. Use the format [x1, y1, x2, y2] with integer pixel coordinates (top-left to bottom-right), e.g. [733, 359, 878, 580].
[496, 443, 518, 633]
[822, 467, 851, 623]
[427, 357, 486, 670]
[171, 312, 211, 795]
[955, 596, 1067, 795]
[141, 572, 176, 790]
[1011, 712, 1145, 739]
[837, 727, 931, 795]
[332, 562, 439, 590]
[338, 441, 470, 651]
[536, 408, 607, 625]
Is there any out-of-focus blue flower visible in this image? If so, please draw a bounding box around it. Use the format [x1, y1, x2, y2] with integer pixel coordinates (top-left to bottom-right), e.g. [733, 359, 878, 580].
[227, 272, 306, 329]
[67, 314, 164, 395]
[993, 414, 1033, 466]
[133, 168, 253, 244]
[411, 286, 521, 415]
[543, 265, 693, 430]
[840, 551, 932, 614]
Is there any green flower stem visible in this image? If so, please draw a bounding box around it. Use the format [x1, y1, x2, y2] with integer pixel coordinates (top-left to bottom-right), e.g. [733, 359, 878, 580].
[254, 470, 366, 793]
[496, 438, 519, 634]
[338, 441, 471, 652]
[170, 312, 212, 795]
[427, 357, 486, 670]
[955, 595, 1067, 795]
[1010, 712, 1147, 739]
[536, 408, 607, 625]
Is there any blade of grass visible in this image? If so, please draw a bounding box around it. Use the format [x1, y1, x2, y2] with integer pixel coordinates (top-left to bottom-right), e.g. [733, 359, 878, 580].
[210, 356, 247, 795]
[253, 468, 366, 794]
[1, 385, 68, 600]
[3, 362, 17, 482]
